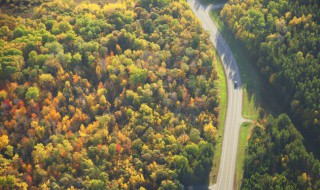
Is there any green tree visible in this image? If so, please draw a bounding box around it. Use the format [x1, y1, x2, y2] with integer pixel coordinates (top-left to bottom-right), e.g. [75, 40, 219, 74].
[129, 65, 148, 86]
[45, 41, 64, 56]
[26, 86, 40, 101]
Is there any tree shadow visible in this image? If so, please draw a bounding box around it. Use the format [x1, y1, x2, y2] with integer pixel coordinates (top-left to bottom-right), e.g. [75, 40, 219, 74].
[208, 7, 283, 119]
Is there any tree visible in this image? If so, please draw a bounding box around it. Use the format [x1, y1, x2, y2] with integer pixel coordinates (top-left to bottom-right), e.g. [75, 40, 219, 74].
[220, 0, 320, 141]
[13, 25, 27, 39]
[242, 114, 320, 189]
[88, 179, 104, 190]
[185, 143, 199, 159]
[129, 65, 148, 86]
[203, 122, 218, 142]
[0, 90, 8, 100]
[172, 155, 192, 185]
[0, 0, 221, 188]
[189, 128, 201, 143]
[0, 26, 11, 37]
[0, 135, 9, 150]
[26, 86, 40, 101]
[45, 41, 64, 56]
[72, 52, 82, 64]
[39, 74, 55, 88]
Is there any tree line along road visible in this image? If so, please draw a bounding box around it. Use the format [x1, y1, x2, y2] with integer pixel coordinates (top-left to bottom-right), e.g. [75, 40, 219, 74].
[187, 0, 247, 189]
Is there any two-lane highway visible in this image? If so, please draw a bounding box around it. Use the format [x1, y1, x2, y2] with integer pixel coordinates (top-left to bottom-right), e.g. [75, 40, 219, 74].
[187, 0, 246, 189]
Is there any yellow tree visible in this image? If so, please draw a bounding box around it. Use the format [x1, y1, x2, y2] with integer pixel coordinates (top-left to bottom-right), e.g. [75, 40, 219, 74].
[0, 134, 9, 150]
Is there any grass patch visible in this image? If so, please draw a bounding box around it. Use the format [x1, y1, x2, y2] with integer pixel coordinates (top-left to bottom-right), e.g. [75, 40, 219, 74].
[209, 49, 227, 184]
[234, 122, 253, 190]
[242, 87, 259, 119]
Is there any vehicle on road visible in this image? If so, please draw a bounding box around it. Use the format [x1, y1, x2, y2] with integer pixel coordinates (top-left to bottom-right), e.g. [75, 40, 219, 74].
[234, 80, 238, 88]
[187, 1, 245, 189]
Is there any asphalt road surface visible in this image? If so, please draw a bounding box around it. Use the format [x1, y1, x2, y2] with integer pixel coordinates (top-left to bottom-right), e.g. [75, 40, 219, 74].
[187, 0, 246, 189]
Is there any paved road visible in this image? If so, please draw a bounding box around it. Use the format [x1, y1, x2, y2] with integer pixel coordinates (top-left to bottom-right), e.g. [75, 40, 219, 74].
[187, 1, 246, 189]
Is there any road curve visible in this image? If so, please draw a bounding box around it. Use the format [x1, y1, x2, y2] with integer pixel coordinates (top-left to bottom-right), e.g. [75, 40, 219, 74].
[187, 0, 245, 190]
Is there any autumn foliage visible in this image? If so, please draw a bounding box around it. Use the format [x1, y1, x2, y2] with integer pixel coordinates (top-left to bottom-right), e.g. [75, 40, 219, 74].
[0, 0, 220, 189]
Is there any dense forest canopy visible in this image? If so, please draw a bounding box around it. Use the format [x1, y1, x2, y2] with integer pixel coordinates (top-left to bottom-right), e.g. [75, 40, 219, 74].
[242, 114, 320, 189]
[0, 0, 221, 189]
[220, 0, 320, 141]
[216, 0, 320, 188]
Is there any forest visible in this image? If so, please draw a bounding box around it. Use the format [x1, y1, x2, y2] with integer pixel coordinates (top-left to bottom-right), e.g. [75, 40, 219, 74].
[0, 0, 221, 189]
[242, 114, 320, 189]
[220, 0, 320, 142]
[218, 0, 320, 188]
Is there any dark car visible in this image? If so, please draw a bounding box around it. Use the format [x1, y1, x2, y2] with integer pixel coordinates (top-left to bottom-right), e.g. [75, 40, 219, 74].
[233, 80, 238, 88]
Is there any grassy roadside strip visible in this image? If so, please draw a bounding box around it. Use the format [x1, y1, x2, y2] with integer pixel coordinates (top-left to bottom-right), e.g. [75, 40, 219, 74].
[209, 8, 260, 188]
[209, 49, 227, 185]
[234, 122, 253, 190]
[209, 6, 283, 189]
[209, 10, 260, 120]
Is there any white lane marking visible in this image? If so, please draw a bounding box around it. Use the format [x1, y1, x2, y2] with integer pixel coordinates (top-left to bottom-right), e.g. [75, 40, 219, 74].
[187, 1, 245, 189]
